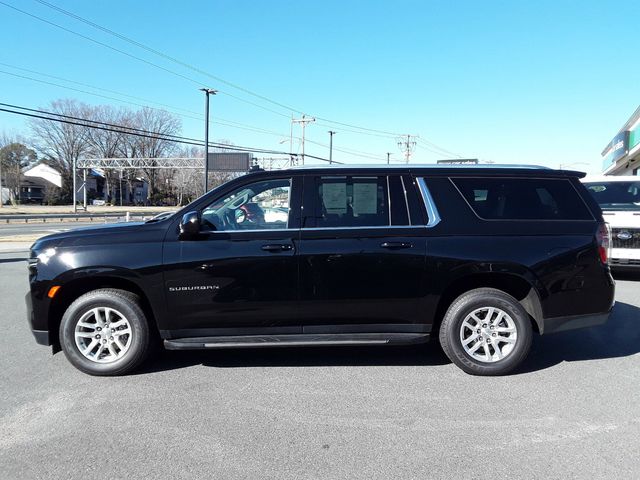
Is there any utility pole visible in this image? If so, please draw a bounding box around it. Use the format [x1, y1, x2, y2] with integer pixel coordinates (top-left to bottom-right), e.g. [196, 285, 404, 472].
[386, 152, 392, 165]
[397, 134, 417, 163]
[328, 131, 336, 164]
[0, 156, 3, 208]
[83, 168, 87, 210]
[289, 114, 294, 164]
[292, 115, 315, 165]
[73, 157, 77, 212]
[200, 88, 217, 193]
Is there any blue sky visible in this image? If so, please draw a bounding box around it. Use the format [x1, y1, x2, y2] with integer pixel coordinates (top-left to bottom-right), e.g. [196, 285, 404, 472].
[0, 0, 638, 172]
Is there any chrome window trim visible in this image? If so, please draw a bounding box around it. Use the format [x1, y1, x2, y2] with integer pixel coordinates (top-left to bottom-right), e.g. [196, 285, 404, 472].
[202, 225, 430, 234]
[202, 228, 298, 234]
[386, 176, 392, 226]
[417, 177, 442, 228]
[302, 225, 427, 231]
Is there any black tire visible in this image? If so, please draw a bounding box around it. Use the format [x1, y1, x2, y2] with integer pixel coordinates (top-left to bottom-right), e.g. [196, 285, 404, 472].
[59, 288, 150, 376]
[439, 288, 532, 376]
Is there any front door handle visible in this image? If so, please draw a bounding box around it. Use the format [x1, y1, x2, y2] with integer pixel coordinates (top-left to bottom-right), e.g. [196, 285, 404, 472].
[380, 242, 413, 249]
[261, 244, 293, 252]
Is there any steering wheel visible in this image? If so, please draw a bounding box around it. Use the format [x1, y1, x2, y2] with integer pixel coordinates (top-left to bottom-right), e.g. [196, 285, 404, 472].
[221, 209, 240, 230]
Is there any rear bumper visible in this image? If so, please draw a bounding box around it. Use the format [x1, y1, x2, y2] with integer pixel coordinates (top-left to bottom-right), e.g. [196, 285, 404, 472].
[542, 311, 611, 334]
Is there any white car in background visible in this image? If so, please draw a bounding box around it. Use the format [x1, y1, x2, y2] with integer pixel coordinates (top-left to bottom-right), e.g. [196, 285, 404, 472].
[582, 176, 640, 268]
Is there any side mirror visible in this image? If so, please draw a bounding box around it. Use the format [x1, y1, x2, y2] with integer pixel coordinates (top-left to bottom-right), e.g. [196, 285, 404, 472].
[179, 211, 201, 238]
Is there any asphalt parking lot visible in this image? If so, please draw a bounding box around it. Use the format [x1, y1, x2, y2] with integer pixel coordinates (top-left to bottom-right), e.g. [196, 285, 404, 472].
[1, 251, 639, 479]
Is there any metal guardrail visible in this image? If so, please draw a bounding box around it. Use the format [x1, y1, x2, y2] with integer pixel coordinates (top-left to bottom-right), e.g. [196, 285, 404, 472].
[0, 212, 166, 223]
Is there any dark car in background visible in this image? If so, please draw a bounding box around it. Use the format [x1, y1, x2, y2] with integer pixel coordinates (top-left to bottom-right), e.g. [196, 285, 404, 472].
[26, 165, 614, 376]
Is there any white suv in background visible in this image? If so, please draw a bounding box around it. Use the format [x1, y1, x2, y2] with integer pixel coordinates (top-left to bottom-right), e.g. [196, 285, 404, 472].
[583, 176, 640, 268]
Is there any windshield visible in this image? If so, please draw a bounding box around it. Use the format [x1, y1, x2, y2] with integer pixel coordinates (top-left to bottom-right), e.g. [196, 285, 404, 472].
[584, 181, 640, 211]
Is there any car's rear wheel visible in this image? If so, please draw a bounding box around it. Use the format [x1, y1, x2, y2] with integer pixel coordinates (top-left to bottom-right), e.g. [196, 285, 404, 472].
[439, 288, 532, 376]
[59, 289, 150, 376]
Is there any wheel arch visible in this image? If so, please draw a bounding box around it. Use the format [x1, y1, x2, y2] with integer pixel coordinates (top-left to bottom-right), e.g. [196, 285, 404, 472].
[433, 272, 545, 335]
[48, 274, 159, 352]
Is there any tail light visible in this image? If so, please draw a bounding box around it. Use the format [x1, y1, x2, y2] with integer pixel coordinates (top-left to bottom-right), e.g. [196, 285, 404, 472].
[596, 222, 611, 265]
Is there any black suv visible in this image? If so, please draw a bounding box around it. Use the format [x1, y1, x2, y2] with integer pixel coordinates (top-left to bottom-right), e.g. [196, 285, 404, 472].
[26, 165, 615, 376]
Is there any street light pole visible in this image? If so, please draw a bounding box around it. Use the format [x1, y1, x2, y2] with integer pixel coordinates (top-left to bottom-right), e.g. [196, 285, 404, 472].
[328, 131, 336, 164]
[386, 152, 391, 165]
[200, 88, 217, 193]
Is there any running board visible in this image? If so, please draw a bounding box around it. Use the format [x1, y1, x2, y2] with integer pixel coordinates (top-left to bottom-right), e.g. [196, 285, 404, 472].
[164, 333, 430, 350]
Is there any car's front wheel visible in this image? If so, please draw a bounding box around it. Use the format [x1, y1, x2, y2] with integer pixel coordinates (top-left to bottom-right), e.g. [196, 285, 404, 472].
[439, 288, 532, 376]
[59, 289, 150, 376]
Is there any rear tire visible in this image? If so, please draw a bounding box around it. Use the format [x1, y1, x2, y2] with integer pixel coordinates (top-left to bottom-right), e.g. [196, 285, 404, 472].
[439, 288, 532, 376]
[59, 288, 150, 376]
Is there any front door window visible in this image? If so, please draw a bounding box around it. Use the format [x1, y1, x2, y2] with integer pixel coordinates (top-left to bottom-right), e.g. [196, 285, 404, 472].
[201, 178, 291, 231]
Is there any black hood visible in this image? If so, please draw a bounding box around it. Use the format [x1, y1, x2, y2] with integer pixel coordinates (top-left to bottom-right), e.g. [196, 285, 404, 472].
[32, 221, 148, 250]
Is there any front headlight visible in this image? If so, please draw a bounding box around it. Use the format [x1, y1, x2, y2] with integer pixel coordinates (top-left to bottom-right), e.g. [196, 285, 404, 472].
[36, 247, 57, 265]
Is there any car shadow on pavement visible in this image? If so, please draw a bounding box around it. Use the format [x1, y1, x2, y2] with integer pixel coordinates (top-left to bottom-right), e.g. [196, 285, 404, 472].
[137, 343, 451, 374]
[136, 301, 639, 375]
[518, 301, 640, 374]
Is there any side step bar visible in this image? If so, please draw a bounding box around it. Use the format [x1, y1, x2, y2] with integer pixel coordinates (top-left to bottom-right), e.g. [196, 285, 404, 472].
[164, 333, 430, 350]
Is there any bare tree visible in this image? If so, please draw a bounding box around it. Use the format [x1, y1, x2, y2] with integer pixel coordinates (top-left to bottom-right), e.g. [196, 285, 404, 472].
[24, 100, 186, 205]
[85, 105, 129, 202]
[28, 99, 91, 203]
[173, 146, 204, 205]
[124, 107, 181, 201]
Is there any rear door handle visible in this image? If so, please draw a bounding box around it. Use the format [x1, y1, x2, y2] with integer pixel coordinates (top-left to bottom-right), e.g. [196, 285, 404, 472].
[261, 244, 293, 252]
[380, 242, 413, 249]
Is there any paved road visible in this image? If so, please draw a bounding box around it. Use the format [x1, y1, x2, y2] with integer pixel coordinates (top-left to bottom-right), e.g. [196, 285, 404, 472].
[1, 254, 639, 479]
[0, 221, 123, 237]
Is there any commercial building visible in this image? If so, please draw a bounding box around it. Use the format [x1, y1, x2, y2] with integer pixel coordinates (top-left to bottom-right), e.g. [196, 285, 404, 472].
[602, 105, 640, 176]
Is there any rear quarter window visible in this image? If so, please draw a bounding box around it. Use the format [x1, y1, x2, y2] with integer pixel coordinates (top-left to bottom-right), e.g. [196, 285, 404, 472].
[451, 177, 593, 220]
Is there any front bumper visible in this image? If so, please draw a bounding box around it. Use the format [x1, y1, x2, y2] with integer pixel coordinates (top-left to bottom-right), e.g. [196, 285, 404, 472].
[542, 311, 611, 334]
[610, 258, 640, 268]
[26, 291, 51, 346]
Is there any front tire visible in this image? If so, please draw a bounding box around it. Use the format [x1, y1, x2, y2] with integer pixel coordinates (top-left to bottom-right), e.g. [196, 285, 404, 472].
[439, 288, 532, 376]
[59, 289, 150, 376]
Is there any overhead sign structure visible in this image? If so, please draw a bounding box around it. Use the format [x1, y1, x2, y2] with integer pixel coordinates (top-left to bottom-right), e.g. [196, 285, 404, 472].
[207, 152, 252, 172]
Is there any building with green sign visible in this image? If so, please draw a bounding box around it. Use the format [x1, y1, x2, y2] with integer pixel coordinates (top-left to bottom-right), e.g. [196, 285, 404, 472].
[602, 105, 640, 176]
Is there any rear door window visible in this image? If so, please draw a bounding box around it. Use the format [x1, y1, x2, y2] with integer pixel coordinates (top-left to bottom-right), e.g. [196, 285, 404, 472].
[451, 177, 593, 220]
[309, 176, 390, 228]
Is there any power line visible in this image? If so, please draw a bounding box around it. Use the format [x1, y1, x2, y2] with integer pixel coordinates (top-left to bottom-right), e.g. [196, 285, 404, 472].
[0, 61, 202, 117]
[23, 0, 407, 137]
[0, 69, 452, 164]
[0, 68, 290, 138]
[0, 3, 463, 157]
[416, 136, 463, 158]
[0, 102, 339, 163]
[0, 103, 277, 155]
[0, 1, 294, 120]
[304, 138, 383, 161]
